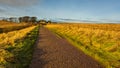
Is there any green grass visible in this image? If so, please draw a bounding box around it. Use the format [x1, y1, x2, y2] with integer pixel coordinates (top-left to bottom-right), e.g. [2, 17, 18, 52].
[0, 26, 39, 68]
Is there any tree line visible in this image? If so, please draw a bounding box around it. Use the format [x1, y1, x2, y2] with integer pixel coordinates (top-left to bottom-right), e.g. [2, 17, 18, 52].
[2, 16, 37, 23]
[2, 16, 53, 25]
[19, 16, 37, 23]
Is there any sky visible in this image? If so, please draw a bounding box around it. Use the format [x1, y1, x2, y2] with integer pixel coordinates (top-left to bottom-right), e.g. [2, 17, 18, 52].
[0, 0, 120, 23]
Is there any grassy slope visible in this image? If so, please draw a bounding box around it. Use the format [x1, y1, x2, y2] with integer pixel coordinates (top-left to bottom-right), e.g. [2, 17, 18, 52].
[0, 26, 39, 68]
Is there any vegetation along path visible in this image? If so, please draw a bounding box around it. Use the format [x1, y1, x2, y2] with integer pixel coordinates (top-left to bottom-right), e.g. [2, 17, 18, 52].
[29, 26, 104, 68]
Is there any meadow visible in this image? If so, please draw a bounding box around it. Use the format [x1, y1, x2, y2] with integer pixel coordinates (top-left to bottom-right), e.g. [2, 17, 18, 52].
[0, 21, 33, 33]
[46, 23, 120, 68]
[0, 21, 39, 68]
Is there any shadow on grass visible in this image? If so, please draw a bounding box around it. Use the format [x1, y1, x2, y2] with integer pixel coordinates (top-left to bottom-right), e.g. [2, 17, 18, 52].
[0, 26, 39, 68]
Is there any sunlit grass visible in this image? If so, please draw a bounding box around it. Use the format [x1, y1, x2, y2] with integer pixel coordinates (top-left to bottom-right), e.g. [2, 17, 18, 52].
[46, 24, 120, 68]
[0, 26, 36, 45]
[0, 21, 33, 33]
[0, 25, 39, 68]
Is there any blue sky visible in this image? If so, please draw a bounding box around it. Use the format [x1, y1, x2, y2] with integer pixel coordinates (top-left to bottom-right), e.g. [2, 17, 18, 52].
[0, 0, 120, 22]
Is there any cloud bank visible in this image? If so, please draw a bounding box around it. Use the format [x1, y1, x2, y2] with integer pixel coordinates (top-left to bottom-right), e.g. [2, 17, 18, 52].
[0, 8, 5, 12]
[0, 0, 40, 16]
[0, 0, 39, 7]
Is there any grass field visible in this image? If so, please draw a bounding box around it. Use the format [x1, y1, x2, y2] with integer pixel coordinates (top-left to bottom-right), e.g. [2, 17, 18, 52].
[46, 23, 120, 68]
[1, 21, 120, 68]
[0, 21, 39, 68]
[0, 21, 34, 33]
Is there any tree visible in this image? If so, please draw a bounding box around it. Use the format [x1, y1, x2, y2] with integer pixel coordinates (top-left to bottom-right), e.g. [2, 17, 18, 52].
[9, 17, 14, 22]
[47, 20, 52, 24]
[9, 17, 18, 22]
[30, 17, 37, 23]
[22, 16, 30, 23]
[19, 17, 23, 23]
[18, 16, 38, 23]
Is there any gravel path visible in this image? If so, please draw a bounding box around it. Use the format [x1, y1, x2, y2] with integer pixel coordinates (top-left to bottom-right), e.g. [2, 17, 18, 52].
[29, 27, 104, 68]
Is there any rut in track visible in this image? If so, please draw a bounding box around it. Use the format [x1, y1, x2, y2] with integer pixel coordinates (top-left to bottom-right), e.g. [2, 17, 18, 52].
[29, 27, 104, 68]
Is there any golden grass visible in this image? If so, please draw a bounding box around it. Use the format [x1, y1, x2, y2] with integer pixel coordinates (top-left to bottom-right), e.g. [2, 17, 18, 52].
[0, 21, 27, 28]
[46, 24, 120, 68]
[0, 21, 33, 33]
[0, 25, 38, 68]
[0, 26, 36, 45]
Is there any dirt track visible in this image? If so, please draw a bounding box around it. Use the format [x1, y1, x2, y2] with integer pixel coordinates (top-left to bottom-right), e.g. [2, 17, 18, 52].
[29, 27, 104, 68]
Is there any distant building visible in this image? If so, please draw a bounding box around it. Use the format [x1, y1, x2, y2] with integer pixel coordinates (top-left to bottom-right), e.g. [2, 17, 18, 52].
[39, 20, 47, 25]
